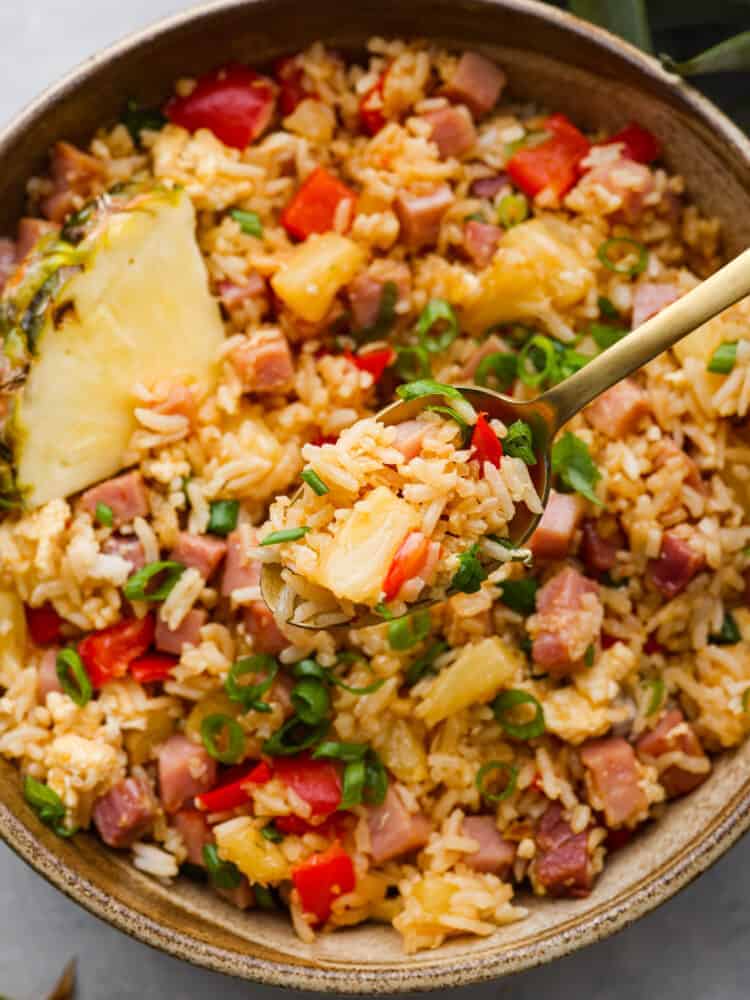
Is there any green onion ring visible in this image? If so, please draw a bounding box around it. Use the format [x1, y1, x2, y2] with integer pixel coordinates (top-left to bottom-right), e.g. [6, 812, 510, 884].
[597, 237, 649, 277]
[491, 689, 546, 740]
[475, 760, 519, 803]
[200, 714, 246, 764]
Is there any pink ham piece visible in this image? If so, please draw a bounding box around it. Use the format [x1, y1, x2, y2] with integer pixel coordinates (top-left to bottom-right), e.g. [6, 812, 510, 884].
[243, 601, 288, 656]
[469, 174, 508, 199]
[172, 808, 213, 865]
[230, 329, 294, 394]
[16, 218, 59, 260]
[155, 608, 207, 655]
[93, 774, 156, 848]
[170, 532, 227, 580]
[40, 141, 106, 223]
[158, 734, 217, 814]
[648, 532, 705, 599]
[392, 420, 429, 462]
[79, 470, 149, 528]
[528, 491, 584, 560]
[530, 566, 602, 676]
[102, 536, 146, 573]
[218, 274, 269, 323]
[368, 786, 432, 864]
[636, 708, 710, 797]
[631, 282, 680, 329]
[578, 157, 654, 223]
[580, 520, 622, 574]
[461, 816, 516, 876]
[347, 262, 411, 330]
[585, 378, 650, 439]
[580, 737, 647, 828]
[652, 437, 703, 492]
[37, 648, 63, 702]
[0, 239, 16, 294]
[463, 220, 502, 268]
[534, 802, 591, 897]
[459, 334, 506, 381]
[153, 384, 197, 423]
[394, 185, 454, 250]
[422, 105, 477, 158]
[221, 530, 261, 596]
[443, 52, 506, 117]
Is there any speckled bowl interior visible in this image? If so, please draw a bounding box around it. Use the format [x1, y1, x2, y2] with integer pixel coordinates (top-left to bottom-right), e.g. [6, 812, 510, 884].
[1, 0, 749, 991]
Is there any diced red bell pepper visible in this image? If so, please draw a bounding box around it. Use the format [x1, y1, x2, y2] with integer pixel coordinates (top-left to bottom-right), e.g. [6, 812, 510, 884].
[600, 122, 660, 165]
[165, 64, 276, 150]
[311, 432, 339, 447]
[273, 55, 311, 116]
[382, 531, 430, 602]
[280, 166, 357, 240]
[359, 68, 389, 136]
[471, 412, 503, 474]
[194, 760, 273, 812]
[643, 634, 664, 655]
[26, 604, 63, 646]
[274, 754, 342, 816]
[601, 633, 618, 650]
[130, 653, 178, 685]
[274, 812, 351, 837]
[78, 614, 155, 688]
[291, 840, 356, 924]
[507, 113, 590, 198]
[345, 347, 395, 382]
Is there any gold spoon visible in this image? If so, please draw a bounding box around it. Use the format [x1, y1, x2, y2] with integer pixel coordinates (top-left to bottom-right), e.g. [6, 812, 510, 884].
[263, 248, 750, 627]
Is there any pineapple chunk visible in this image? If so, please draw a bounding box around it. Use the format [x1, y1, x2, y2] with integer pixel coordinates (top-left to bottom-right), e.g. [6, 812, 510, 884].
[462, 218, 593, 333]
[311, 486, 419, 605]
[214, 816, 289, 885]
[0, 591, 27, 688]
[271, 233, 365, 323]
[8, 188, 224, 508]
[672, 311, 730, 367]
[124, 708, 176, 766]
[376, 719, 428, 783]
[416, 636, 523, 728]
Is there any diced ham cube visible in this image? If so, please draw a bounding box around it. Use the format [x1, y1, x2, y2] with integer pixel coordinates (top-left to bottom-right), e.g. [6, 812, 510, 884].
[40, 141, 106, 223]
[394, 185, 454, 250]
[243, 601, 288, 655]
[528, 491, 584, 561]
[230, 329, 294, 394]
[636, 708, 711, 797]
[631, 282, 680, 329]
[392, 420, 429, 462]
[459, 334, 506, 381]
[580, 737, 647, 828]
[154, 608, 207, 655]
[469, 174, 509, 199]
[529, 566, 602, 676]
[16, 218, 59, 260]
[463, 220, 502, 268]
[585, 378, 650, 439]
[218, 274, 269, 324]
[79, 471, 149, 528]
[172, 808, 213, 865]
[534, 803, 591, 897]
[422, 105, 477, 158]
[347, 261, 411, 330]
[170, 532, 227, 580]
[580, 519, 622, 574]
[652, 438, 703, 492]
[93, 773, 156, 848]
[577, 157, 655, 223]
[0, 239, 16, 294]
[37, 648, 63, 702]
[221, 530, 261, 596]
[158, 733, 217, 814]
[368, 786, 432, 863]
[102, 536, 146, 573]
[461, 816, 516, 876]
[443, 52, 506, 117]
[648, 532, 705, 599]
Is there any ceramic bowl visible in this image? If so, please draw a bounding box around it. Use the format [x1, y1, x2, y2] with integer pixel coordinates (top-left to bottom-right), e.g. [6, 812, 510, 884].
[1, 0, 749, 991]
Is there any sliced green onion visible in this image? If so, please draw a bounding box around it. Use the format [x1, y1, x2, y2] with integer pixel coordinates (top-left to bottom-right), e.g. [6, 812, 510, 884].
[598, 296, 619, 320]
[405, 640, 448, 687]
[492, 689, 546, 740]
[707, 342, 738, 375]
[23, 776, 76, 838]
[208, 499, 239, 537]
[340, 759, 366, 809]
[253, 884, 277, 909]
[600, 571, 629, 589]
[313, 741, 368, 762]
[551, 431, 602, 506]
[123, 560, 185, 602]
[203, 844, 241, 889]
[262, 716, 330, 756]
[355, 281, 398, 343]
[363, 753, 388, 805]
[201, 714, 246, 764]
[416, 299, 459, 353]
[497, 193, 528, 229]
[291, 678, 330, 725]
[503, 420, 535, 465]
[261, 822, 284, 843]
[95, 503, 113, 527]
[710, 611, 741, 646]
[260, 527, 310, 546]
[518, 334, 557, 388]
[56, 649, 92, 707]
[465, 211, 486, 222]
[388, 610, 432, 651]
[329, 654, 385, 695]
[396, 379, 465, 402]
[395, 344, 431, 381]
[498, 577, 538, 616]
[475, 760, 519, 803]
[374, 602, 395, 620]
[230, 209, 263, 238]
[450, 543, 488, 595]
[474, 351, 517, 391]
[597, 237, 649, 277]
[591, 323, 627, 351]
[225, 654, 278, 713]
[292, 658, 328, 681]
[425, 405, 471, 445]
[645, 677, 665, 716]
[556, 348, 591, 380]
[122, 98, 167, 145]
[300, 469, 329, 496]
[584, 644, 595, 668]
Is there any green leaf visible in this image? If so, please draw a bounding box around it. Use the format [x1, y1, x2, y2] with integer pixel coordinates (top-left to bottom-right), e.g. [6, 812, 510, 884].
[551, 431, 602, 505]
[707, 341, 738, 375]
[591, 323, 628, 351]
[503, 420, 535, 465]
[498, 577, 538, 616]
[661, 31, 750, 77]
[568, 0, 653, 53]
[450, 543, 488, 594]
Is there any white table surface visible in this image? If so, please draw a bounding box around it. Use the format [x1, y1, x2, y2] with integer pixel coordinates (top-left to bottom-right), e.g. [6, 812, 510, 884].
[1, 3, 749, 997]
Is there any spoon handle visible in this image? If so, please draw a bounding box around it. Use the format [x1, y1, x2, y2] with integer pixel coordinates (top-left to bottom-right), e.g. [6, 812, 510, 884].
[540, 247, 750, 430]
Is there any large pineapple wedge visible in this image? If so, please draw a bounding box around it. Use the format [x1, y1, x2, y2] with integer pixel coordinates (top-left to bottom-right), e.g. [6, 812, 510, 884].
[0, 186, 224, 508]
